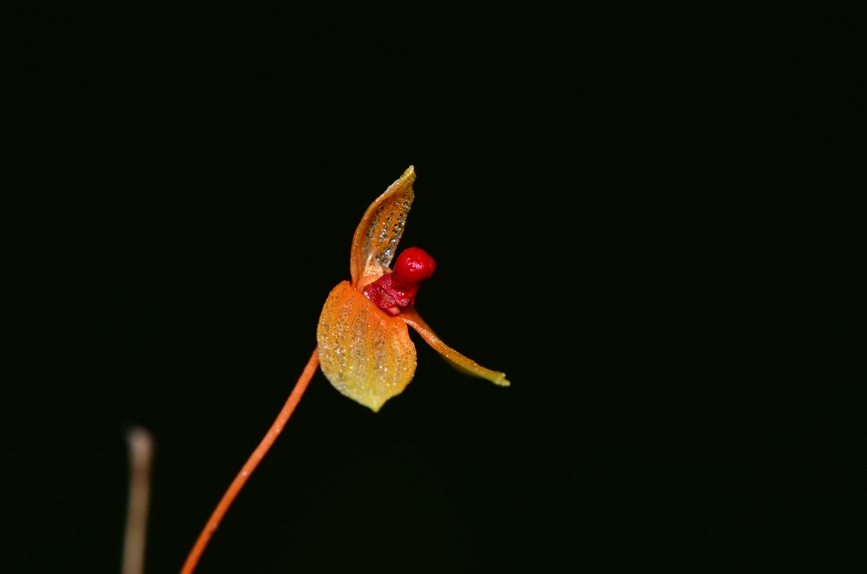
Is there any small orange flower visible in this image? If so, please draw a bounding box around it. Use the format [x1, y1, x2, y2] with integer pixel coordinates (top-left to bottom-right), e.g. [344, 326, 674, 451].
[317, 165, 509, 411]
[181, 166, 507, 574]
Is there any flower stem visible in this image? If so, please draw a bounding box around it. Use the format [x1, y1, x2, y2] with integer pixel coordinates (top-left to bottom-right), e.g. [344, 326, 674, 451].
[180, 347, 320, 574]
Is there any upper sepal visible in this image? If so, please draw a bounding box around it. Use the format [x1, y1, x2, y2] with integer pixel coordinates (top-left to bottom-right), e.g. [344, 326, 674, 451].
[350, 166, 416, 289]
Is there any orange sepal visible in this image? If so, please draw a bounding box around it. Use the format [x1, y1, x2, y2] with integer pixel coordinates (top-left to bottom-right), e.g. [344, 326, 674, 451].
[350, 166, 416, 290]
[399, 308, 510, 387]
[317, 281, 417, 412]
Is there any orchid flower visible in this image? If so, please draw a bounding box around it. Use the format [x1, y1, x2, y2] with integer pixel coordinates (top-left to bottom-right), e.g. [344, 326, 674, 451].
[317, 165, 509, 411]
[181, 166, 508, 573]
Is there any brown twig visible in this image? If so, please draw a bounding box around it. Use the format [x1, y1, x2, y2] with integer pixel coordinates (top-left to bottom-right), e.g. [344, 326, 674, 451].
[123, 426, 155, 574]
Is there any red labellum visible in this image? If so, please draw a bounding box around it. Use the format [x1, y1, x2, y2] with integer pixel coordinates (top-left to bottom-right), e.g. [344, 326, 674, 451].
[364, 247, 436, 315]
[394, 247, 436, 283]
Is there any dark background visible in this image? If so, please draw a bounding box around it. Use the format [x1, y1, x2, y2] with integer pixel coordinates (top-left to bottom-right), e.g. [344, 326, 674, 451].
[5, 4, 863, 573]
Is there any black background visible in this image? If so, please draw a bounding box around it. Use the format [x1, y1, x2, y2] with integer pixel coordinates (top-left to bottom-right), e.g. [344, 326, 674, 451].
[5, 4, 863, 573]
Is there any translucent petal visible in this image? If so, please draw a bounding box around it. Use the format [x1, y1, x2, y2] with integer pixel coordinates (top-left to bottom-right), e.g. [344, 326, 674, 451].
[399, 308, 510, 387]
[350, 166, 415, 288]
[317, 281, 417, 412]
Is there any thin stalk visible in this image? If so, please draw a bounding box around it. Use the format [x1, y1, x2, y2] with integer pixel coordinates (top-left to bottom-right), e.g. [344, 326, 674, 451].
[122, 426, 154, 574]
[180, 348, 320, 574]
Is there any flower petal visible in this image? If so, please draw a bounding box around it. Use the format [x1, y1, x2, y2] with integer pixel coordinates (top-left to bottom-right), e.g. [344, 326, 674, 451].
[317, 281, 417, 412]
[350, 166, 416, 289]
[399, 308, 510, 387]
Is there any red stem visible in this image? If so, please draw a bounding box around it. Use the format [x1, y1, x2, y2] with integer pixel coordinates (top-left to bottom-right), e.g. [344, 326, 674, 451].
[180, 348, 320, 574]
